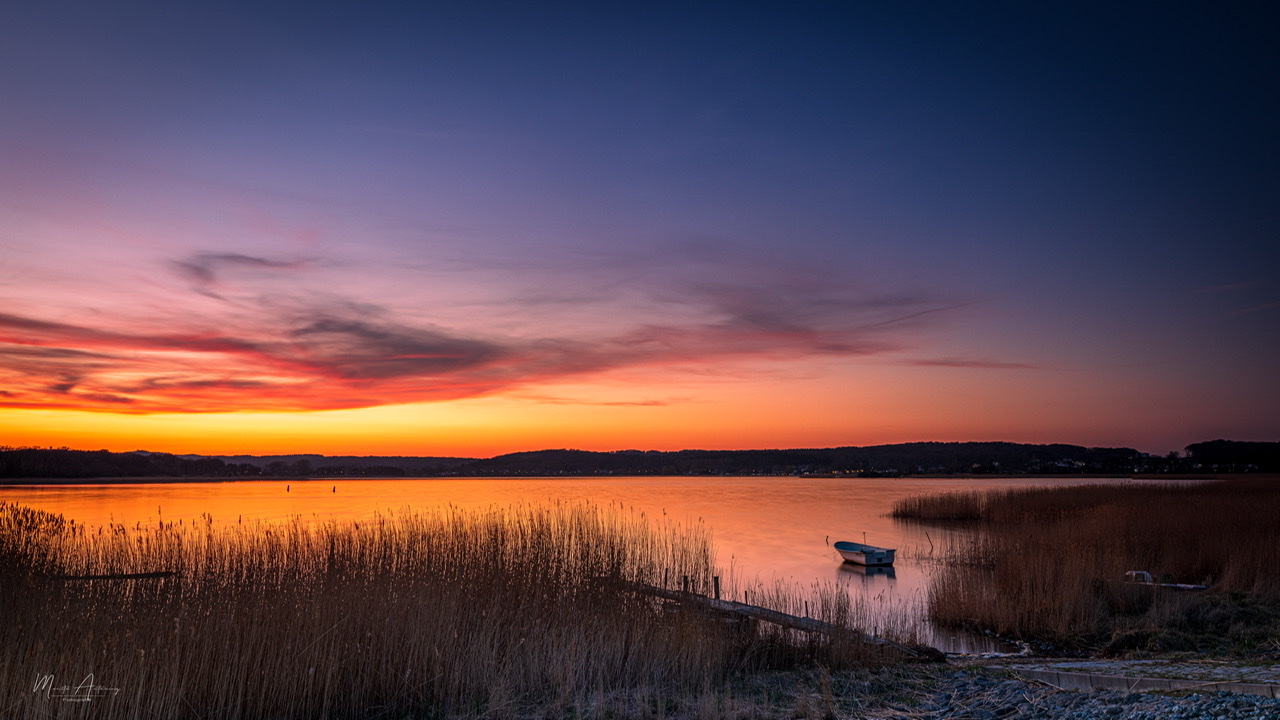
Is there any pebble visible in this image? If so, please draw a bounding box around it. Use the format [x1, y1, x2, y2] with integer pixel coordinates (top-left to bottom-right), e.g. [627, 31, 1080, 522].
[902, 673, 1280, 719]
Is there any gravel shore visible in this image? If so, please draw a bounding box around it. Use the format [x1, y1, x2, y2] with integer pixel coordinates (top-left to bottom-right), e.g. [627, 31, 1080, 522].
[897, 669, 1280, 719]
[717, 662, 1280, 720]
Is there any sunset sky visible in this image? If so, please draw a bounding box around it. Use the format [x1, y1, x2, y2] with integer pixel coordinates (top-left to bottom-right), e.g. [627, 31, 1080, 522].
[2, 2, 1277, 457]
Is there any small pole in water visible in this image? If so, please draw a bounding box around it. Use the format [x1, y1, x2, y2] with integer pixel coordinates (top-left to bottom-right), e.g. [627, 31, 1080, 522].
[863, 531, 867, 544]
[713, 576, 720, 600]
[287, 485, 290, 492]
[332, 486, 336, 493]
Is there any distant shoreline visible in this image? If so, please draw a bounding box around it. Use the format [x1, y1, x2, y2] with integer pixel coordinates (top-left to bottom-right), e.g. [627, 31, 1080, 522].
[5, 441, 1275, 480]
[0, 472, 1263, 486]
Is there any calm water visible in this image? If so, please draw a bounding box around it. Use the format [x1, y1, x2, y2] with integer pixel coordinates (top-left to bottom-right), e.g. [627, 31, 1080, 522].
[1, 475, 1134, 653]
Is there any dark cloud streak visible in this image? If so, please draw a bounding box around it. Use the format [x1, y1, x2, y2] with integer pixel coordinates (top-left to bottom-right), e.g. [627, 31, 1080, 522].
[171, 253, 310, 299]
[0, 251, 1000, 413]
[906, 357, 1038, 370]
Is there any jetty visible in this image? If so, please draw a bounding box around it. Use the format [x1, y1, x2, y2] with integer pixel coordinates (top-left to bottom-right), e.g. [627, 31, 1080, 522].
[603, 577, 927, 659]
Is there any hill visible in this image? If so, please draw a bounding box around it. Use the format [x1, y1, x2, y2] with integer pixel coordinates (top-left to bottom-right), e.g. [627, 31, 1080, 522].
[3, 440, 1276, 479]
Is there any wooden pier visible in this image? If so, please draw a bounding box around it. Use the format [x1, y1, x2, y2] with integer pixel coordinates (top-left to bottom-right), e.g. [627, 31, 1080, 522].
[604, 577, 925, 658]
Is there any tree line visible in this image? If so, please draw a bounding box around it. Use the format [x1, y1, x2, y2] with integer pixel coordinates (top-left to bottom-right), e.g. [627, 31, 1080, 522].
[2, 440, 1275, 479]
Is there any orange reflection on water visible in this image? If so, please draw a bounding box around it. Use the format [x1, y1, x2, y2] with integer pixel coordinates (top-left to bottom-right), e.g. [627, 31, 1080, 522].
[1, 475, 1133, 652]
[1, 475, 1120, 583]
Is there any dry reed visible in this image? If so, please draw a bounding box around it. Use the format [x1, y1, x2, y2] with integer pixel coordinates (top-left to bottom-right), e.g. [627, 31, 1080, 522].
[1, 500, 888, 719]
[893, 478, 1280, 649]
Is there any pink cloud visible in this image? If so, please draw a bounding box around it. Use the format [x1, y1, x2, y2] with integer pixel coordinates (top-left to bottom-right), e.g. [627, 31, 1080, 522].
[0, 250, 983, 413]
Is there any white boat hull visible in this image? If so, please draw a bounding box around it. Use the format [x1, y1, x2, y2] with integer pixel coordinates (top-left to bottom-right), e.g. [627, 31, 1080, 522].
[834, 541, 895, 566]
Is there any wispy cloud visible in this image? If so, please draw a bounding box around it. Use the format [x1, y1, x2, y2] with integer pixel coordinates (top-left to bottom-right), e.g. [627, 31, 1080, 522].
[1196, 281, 1260, 294]
[0, 249, 971, 413]
[514, 393, 679, 407]
[905, 357, 1038, 370]
[172, 253, 312, 299]
[1227, 301, 1280, 318]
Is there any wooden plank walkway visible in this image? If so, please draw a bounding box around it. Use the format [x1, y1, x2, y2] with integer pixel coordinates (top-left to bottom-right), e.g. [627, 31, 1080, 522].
[606, 578, 921, 658]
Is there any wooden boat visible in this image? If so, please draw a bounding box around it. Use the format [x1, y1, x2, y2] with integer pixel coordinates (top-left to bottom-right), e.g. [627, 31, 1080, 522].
[833, 540, 896, 566]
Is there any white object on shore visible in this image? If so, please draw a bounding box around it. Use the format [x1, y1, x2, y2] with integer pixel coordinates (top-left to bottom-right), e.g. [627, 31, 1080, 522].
[1123, 570, 1208, 591]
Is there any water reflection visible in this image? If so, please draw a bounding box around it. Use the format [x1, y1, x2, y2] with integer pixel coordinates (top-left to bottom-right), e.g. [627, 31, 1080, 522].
[1, 475, 1129, 654]
[838, 563, 897, 581]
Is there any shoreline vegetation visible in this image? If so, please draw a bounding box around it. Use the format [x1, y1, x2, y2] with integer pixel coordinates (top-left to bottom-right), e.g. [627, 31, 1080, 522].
[1, 501, 920, 719]
[4, 440, 1278, 480]
[894, 477, 1280, 656]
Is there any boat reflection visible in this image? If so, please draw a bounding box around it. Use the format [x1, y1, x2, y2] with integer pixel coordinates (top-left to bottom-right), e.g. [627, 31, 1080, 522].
[837, 563, 896, 581]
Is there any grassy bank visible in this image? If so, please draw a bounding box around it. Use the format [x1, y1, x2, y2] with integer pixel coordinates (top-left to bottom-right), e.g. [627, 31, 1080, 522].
[893, 477, 1280, 653]
[1, 501, 904, 719]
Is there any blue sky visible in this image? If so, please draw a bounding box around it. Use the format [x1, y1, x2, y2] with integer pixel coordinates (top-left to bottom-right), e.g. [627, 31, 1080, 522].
[1, 1, 1277, 455]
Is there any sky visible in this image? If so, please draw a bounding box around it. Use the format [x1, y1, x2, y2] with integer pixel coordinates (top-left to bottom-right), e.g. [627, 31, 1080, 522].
[1, 1, 1277, 458]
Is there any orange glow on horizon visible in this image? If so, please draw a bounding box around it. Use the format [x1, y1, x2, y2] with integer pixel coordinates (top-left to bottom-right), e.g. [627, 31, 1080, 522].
[0, 361, 1195, 457]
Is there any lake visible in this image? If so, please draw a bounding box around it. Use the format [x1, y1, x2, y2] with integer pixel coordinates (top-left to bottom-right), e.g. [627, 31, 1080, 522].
[1, 475, 1135, 653]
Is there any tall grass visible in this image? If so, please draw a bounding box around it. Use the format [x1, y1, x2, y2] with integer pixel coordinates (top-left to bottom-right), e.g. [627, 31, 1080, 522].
[893, 478, 1280, 649]
[1, 501, 890, 719]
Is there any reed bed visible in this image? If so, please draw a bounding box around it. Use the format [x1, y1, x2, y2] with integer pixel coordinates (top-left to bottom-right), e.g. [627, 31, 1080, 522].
[1, 501, 892, 719]
[893, 478, 1280, 650]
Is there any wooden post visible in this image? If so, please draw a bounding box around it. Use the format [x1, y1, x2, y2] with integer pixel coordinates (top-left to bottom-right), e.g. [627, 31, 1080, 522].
[682, 575, 689, 594]
[713, 576, 720, 600]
